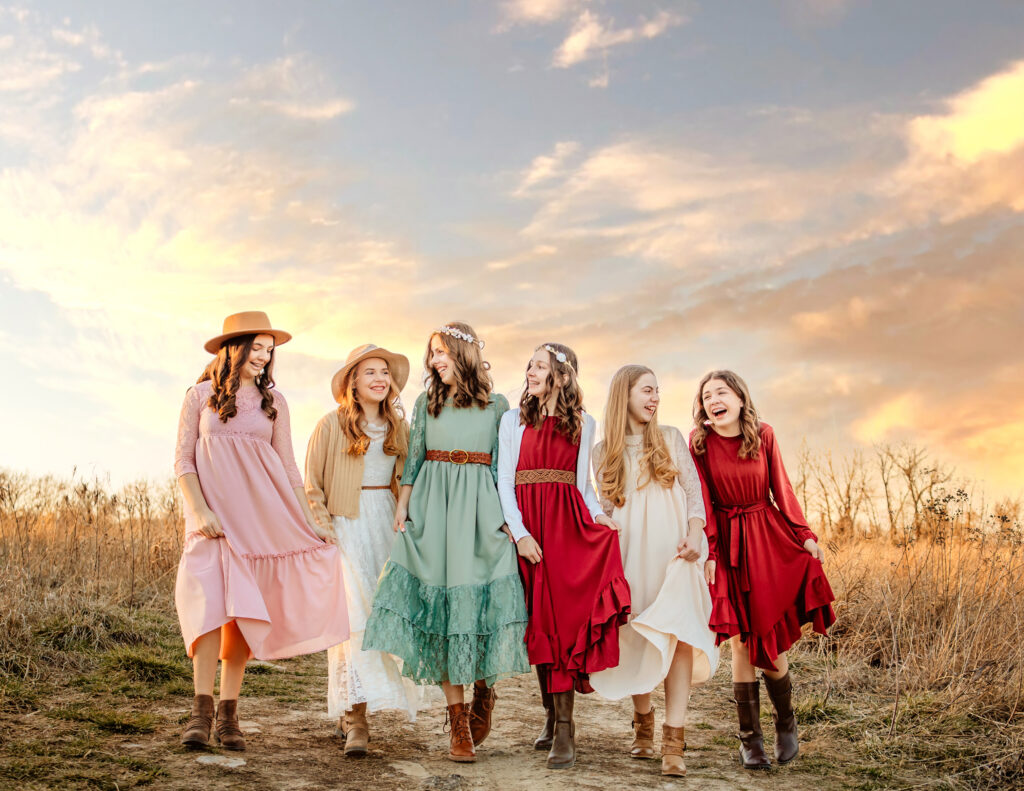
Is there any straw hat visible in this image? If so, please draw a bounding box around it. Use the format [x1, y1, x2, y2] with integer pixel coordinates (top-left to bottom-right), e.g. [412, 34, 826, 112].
[331, 344, 410, 403]
[204, 311, 293, 354]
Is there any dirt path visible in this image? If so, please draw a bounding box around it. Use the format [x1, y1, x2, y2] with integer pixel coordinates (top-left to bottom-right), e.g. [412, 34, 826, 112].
[129, 655, 838, 791]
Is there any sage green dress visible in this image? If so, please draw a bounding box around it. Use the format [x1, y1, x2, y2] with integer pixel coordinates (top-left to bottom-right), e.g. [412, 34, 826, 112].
[363, 392, 530, 685]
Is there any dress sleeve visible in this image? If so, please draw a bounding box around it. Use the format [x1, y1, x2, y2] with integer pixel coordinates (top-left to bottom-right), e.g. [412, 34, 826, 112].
[497, 409, 529, 542]
[764, 425, 818, 544]
[490, 394, 510, 486]
[688, 430, 718, 564]
[671, 427, 705, 527]
[173, 386, 202, 478]
[579, 415, 605, 521]
[303, 413, 333, 528]
[591, 440, 614, 516]
[401, 392, 428, 486]
[270, 391, 304, 489]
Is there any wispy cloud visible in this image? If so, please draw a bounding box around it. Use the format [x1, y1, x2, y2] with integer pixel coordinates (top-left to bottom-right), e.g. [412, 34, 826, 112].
[552, 9, 685, 68]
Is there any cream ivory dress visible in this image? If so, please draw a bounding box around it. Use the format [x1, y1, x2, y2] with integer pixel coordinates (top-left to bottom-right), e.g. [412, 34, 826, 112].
[589, 426, 719, 698]
[327, 422, 424, 720]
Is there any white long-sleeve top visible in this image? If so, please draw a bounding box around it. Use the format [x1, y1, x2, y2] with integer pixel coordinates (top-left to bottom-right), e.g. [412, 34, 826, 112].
[497, 407, 606, 543]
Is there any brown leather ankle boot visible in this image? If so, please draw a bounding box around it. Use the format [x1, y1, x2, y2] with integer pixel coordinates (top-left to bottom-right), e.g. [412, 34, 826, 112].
[445, 702, 476, 763]
[547, 690, 576, 770]
[630, 707, 656, 759]
[734, 681, 770, 770]
[181, 694, 214, 750]
[661, 724, 686, 776]
[342, 702, 369, 757]
[534, 667, 554, 750]
[763, 671, 799, 763]
[215, 699, 246, 751]
[469, 681, 497, 746]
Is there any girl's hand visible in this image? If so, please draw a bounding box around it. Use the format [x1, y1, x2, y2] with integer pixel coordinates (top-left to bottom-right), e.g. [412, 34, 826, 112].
[704, 559, 716, 586]
[196, 508, 225, 539]
[393, 503, 408, 533]
[310, 520, 337, 545]
[517, 535, 543, 564]
[595, 514, 621, 532]
[804, 539, 825, 563]
[676, 534, 701, 563]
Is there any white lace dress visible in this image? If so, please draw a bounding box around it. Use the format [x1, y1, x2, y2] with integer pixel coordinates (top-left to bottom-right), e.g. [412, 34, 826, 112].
[590, 426, 720, 699]
[327, 423, 423, 720]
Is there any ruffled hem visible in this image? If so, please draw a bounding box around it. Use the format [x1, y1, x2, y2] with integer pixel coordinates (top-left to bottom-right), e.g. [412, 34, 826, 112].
[527, 575, 631, 694]
[362, 562, 530, 685]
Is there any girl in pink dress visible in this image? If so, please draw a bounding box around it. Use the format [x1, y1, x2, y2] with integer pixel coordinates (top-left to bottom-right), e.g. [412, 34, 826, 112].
[174, 311, 349, 751]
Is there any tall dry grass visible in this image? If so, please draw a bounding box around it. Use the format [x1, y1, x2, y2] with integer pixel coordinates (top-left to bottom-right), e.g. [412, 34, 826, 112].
[1, 460, 1022, 787]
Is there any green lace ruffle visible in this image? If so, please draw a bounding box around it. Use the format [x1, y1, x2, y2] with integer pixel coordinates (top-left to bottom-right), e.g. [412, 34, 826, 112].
[363, 561, 530, 686]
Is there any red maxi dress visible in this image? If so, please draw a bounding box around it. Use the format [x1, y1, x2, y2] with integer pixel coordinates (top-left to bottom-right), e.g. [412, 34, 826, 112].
[515, 417, 631, 693]
[689, 423, 835, 671]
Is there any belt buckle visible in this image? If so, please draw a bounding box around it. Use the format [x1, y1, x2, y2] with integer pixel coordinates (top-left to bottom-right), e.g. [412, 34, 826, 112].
[449, 449, 470, 465]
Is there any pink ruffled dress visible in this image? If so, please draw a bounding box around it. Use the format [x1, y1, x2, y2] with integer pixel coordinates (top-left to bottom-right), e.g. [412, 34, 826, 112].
[174, 381, 349, 659]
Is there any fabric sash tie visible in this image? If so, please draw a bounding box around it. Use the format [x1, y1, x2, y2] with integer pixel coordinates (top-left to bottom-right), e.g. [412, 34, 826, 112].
[714, 501, 769, 592]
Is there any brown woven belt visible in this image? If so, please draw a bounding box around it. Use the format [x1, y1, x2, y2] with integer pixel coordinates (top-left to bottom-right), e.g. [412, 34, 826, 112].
[515, 469, 576, 486]
[425, 449, 492, 465]
[361, 485, 392, 490]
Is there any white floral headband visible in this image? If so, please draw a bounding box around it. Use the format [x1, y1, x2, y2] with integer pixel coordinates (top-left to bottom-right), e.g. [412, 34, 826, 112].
[544, 344, 567, 364]
[437, 325, 485, 349]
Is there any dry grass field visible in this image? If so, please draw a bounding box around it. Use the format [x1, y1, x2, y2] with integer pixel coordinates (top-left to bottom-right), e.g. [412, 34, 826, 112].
[0, 455, 1022, 790]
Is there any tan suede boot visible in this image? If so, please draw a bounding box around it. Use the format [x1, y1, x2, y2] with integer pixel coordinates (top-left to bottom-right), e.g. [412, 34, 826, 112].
[630, 707, 656, 759]
[181, 694, 214, 750]
[342, 702, 369, 757]
[214, 699, 246, 751]
[661, 724, 686, 776]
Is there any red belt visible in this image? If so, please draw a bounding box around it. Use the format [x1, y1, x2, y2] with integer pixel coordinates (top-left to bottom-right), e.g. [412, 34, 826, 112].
[425, 449, 492, 465]
[714, 501, 769, 592]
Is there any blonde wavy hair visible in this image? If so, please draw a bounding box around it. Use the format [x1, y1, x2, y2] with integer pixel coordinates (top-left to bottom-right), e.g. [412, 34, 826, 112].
[599, 365, 679, 510]
[424, 321, 493, 418]
[690, 369, 761, 460]
[518, 343, 584, 444]
[335, 362, 408, 459]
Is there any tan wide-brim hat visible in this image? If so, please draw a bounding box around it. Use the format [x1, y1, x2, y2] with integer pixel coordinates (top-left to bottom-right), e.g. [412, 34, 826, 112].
[204, 311, 293, 354]
[331, 344, 410, 403]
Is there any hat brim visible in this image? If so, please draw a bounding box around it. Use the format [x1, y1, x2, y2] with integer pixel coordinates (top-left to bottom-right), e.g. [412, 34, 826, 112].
[331, 348, 410, 403]
[204, 329, 292, 355]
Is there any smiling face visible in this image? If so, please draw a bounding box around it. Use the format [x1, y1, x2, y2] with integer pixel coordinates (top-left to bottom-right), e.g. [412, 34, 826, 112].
[525, 348, 556, 400]
[627, 372, 660, 428]
[352, 357, 391, 410]
[429, 335, 455, 386]
[244, 334, 275, 382]
[702, 377, 744, 433]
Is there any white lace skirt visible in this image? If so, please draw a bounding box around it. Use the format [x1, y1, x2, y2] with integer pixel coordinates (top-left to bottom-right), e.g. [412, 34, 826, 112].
[327, 491, 425, 720]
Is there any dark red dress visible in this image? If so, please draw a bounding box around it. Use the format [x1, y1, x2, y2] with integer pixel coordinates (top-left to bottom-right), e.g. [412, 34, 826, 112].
[515, 417, 631, 694]
[689, 423, 835, 671]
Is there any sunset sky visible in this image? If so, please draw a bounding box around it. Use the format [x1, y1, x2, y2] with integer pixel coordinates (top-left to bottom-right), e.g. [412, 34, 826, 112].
[1, 1, 1022, 497]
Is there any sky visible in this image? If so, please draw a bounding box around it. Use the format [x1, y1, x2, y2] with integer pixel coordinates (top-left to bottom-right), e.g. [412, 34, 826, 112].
[0, 0, 1022, 498]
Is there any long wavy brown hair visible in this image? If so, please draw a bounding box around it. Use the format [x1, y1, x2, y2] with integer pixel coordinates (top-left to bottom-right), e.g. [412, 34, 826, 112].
[598, 365, 679, 509]
[198, 334, 277, 423]
[690, 369, 761, 459]
[518, 343, 584, 444]
[424, 321, 493, 418]
[335, 361, 408, 458]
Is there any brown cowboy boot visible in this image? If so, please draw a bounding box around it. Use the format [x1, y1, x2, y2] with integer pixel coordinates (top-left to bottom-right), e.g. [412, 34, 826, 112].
[661, 724, 686, 777]
[630, 706, 656, 759]
[341, 702, 369, 757]
[181, 694, 214, 750]
[469, 681, 497, 746]
[534, 667, 555, 750]
[445, 702, 476, 763]
[214, 699, 246, 751]
[547, 690, 576, 770]
[734, 681, 770, 770]
[763, 671, 799, 764]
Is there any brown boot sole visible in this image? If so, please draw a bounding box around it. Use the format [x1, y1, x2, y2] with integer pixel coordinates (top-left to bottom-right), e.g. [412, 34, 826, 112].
[448, 753, 476, 763]
[631, 751, 656, 760]
[740, 757, 771, 771]
[344, 745, 368, 758]
[213, 733, 246, 752]
[181, 738, 209, 751]
[546, 756, 575, 770]
[534, 739, 552, 750]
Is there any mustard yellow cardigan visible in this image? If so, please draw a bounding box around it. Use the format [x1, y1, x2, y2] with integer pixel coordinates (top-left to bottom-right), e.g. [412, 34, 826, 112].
[304, 410, 408, 525]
